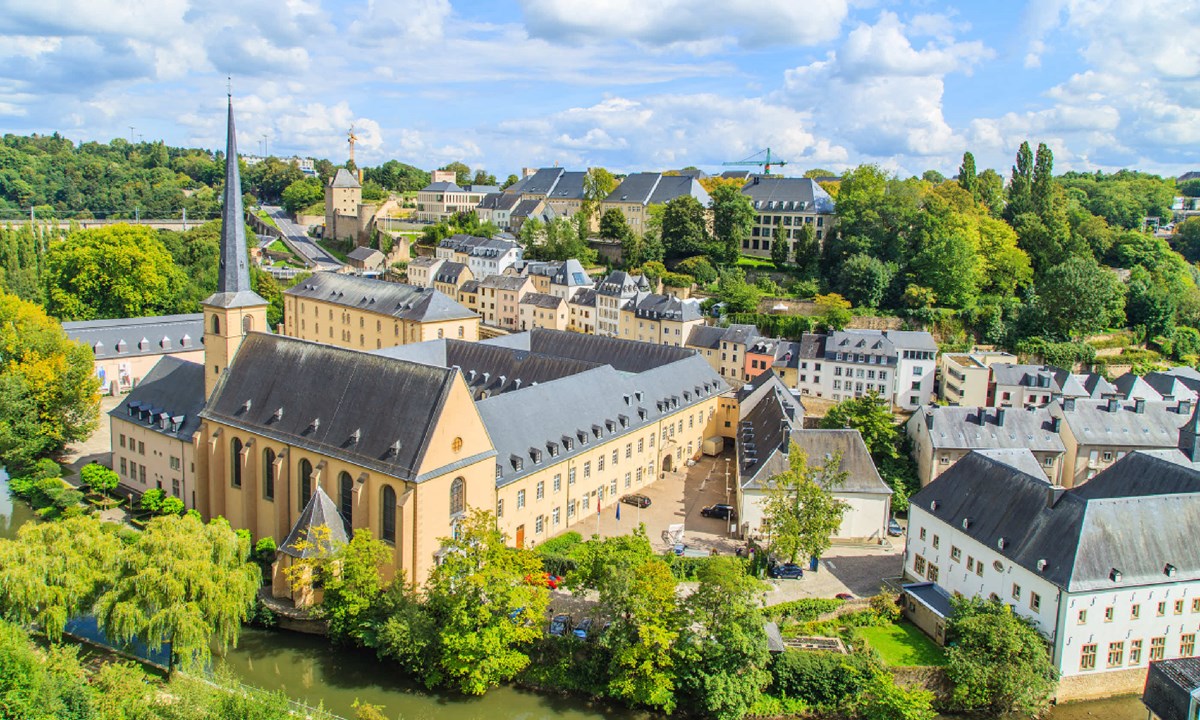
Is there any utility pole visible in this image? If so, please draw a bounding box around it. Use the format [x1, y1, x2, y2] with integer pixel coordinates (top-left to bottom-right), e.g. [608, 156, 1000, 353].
[128, 126, 135, 143]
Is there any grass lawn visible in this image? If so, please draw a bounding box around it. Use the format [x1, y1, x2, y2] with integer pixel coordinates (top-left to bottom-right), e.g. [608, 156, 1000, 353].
[254, 208, 279, 229]
[267, 239, 289, 253]
[857, 622, 947, 667]
[317, 239, 350, 262]
[737, 255, 777, 270]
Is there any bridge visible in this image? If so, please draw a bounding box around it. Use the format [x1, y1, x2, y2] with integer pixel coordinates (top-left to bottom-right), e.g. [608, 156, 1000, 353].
[0, 217, 203, 231]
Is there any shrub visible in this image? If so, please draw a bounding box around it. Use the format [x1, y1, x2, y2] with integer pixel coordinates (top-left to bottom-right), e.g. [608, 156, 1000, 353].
[80, 463, 119, 495]
[662, 553, 750, 581]
[769, 650, 875, 707]
[869, 593, 902, 623]
[32, 458, 63, 480]
[254, 536, 278, 564]
[767, 598, 844, 622]
[139, 488, 165, 514]
[160, 496, 185, 516]
[675, 256, 718, 284]
[537, 531, 582, 556]
[660, 271, 694, 288]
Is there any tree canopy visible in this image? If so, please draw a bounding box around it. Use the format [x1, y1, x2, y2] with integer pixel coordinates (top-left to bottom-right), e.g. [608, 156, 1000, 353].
[760, 444, 849, 563]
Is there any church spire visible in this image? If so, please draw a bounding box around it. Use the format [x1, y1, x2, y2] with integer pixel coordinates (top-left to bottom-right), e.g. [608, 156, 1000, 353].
[205, 92, 265, 308]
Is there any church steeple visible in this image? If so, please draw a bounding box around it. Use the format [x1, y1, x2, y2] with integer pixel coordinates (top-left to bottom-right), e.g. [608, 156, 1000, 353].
[202, 91, 268, 398]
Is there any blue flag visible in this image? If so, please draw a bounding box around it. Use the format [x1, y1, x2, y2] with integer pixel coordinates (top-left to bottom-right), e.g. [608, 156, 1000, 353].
[616, 502, 621, 521]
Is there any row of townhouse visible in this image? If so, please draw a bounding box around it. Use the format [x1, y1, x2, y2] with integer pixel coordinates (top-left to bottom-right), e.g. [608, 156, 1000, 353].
[903, 449, 1200, 700]
[908, 395, 1200, 488]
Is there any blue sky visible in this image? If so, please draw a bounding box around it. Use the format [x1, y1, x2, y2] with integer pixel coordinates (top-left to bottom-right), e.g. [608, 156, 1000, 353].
[1, 0, 1197, 179]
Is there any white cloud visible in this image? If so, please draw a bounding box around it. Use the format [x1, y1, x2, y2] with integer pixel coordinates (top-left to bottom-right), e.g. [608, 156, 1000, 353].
[518, 0, 848, 51]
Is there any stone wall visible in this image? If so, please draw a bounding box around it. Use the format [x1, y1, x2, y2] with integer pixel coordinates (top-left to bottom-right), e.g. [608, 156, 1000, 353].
[1056, 667, 1148, 703]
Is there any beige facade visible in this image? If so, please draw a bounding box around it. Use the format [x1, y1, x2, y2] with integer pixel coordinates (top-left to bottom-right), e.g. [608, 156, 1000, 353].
[64, 314, 206, 396]
[477, 276, 533, 331]
[568, 293, 596, 334]
[324, 169, 378, 244]
[1052, 398, 1193, 487]
[939, 351, 1016, 406]
[406, 256, 443, 287]
[111, 414, 197, 508]
[619, 306, 703, 348]
[519, 294, 569, 331]
[906, 406, 1066, 487]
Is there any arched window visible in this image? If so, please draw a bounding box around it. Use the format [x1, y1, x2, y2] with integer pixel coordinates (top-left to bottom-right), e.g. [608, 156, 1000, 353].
[339, 471, 353, 530]
[263, 448, 276, 501]
[298, 459, 313, 511]
[230, 438, 243, 488]
[211, 314, 220, 335]
[242, 315, 253, 335]
[450, 477, 465, 517]
[381, 485, 397, 544]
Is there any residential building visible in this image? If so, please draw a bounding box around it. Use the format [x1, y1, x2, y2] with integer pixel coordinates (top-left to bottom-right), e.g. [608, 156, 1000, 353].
[506, 167, 589, 219]
[415, 177, 498, 223]
[796, 329, 937, 410]
[991, 363, 1091, 408]
[345, 246, 386, 275]
[475, 192, 522, 230]
[282, 272, 479, 350]
[769, 340, 803, 389]
[519, 293, 569, 331]
[1051, 397, 1198, 486]
[905, 451, 1200, 700]
[601, 173, 711, 235]
[548, 259, 593, 300]
[938, 351, 1016, 406]
[735, 372, 892, 541]
[509, 198, 554, 234]
[595, 271, 649, 337]
[686, 324, 761, 382]
[1142, 658, 1200, 720]
[436, 234, 524, 279]
[745, 338, 780, 382]
[907, 405, 1066, 486]
[432, 261, 474, 297]
[477, 275, 534, 330]
[739, 177, 837, 259]
[109, 356, 204, 509]
[618, 293, 704, 347]
[405, 256, 444, 287]
[64, 314, 205, 395]
[567, 288, 597, 334]
[457, 280, 481, 316]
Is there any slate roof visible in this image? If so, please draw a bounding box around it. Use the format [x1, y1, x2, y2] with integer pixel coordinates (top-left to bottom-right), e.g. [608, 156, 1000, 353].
[202, 333, 487, 482]
[904, 582, 953, 618]
[206, 97, 267, 310]
[480, 275, 530, 292]
[521, 292, 565, 310]
[422, 181, 463, 192]
[1143, 658, 1200, 720]
[1050, 398, 1193, 448]
[515, 168, 565, 196]
[827, 329, 937, 358]
[408, 256, 442, 269]
[686, 325, 726, 350]
[647, 175, 711, 206]
[910, 405, 1065, 453]
[433, 261, 470, 285]
[628, 293, 702, 322]
[546, 171, 586, 200]
[596, 271, 648, 297]
[971, 448, 1048, 478]
[772, 341, 802, 369]
[911, 451, 1200, 592]
[346, 246, 384, 263]
[1112, 372, 1163, 401]
[796, 332, 827, 359]
[569, 287, 597, 306]
[1143, 371, 1200, 402]
[605, 172, 662, 204]
[110, 356, 205, 442]
[279, 487, 348, 558]
[284, 272, 476, 322]
[64, 313, 204, 360]
[1080, 372, 1117, 398]
[992, 363, 1067, 391]
[550, 259, 591, 288]
[477, 192, 521, 212]
[330, 168, 361, 189]
[438, 234, 520, 257]
[740, 177, 836, 214]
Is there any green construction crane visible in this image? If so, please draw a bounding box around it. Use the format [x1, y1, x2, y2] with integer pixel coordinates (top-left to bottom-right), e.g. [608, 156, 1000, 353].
[722, 148, 789, 175]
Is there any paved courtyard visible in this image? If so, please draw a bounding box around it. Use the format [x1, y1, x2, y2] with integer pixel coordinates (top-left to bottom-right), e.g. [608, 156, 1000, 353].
[61, 395, 122, 483]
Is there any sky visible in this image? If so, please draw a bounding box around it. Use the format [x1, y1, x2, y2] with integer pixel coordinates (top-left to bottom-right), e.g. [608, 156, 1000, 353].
[1, 0, 1198, 180]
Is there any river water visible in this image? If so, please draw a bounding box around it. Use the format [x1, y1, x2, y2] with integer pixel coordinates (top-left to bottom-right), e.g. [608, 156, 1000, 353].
[0, 469, 1148, 720]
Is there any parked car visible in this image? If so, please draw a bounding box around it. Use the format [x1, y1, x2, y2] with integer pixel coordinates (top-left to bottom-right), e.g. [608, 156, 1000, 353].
[620, 493, 652, 508]
[573, 617, 594, 640]
[549, 614, 572, 636]
[769, 563, 805, 579]
[524, 572, 564, 589]
[835, 592, 855, 600]
[888, 518, 904, 537]
[701, 504, 735, 521]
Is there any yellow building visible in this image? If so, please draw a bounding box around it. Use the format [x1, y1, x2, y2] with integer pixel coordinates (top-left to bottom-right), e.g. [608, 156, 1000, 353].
[432, 261, 474, 297]
[520, 293, 569, 331]
[600, 173, 711, 235]
[568, 288, 597, 334]
[282, 272, 479, 351]
[477, 275, 533, 331]
[619, 293, 705, 347]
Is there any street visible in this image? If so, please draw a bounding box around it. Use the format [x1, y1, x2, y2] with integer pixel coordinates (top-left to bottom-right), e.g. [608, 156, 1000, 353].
[262, 205, 342, 271]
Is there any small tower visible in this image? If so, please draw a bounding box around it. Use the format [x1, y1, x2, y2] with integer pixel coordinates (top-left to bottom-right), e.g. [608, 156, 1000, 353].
[202, 93, 268, 399]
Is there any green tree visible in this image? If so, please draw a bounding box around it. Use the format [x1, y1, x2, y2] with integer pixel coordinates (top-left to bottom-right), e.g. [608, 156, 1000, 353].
[975, 168, 1006, 216]
[1005, 141, 1034, 221]
[471, 169, 496, 186]
[322, 529, 391, 645]
[604, 559, 681, 712]
[851, 669, 936, 720]
[439, 161, 471, 186]
[600, 207, 631, 241]
[715, 268, 760, 313]
[1126, 265, 1176, 340]
[583, 167, 618, 221]
[945, 596, 1058, 716]
[838, 253, 892, 309]
[281, 177, 324, 214]
[760, 444, 849, 564]
[423, 509, 549, 695]
[242, 157, 304, 203]
[676, 256, 718, 284]
[675, 557, 770, 720]
[1031, 142, 1056, 219]
[814, 293, 852, 331]
[43, 224, 188, 321]
[1175, 217, 1200, 262]
[770, 220, 789, 267]
[501, 173, 519, 190]
[921, 170, 946, 184]
[80, 463, 120, 495]
[0, 292, 99, 473]
[95, 514, 261, 672]
[1032, 256, 1126, 339]
[711, 184, 755, 265]
[820, 392, 898, 459]
[661, 195, 712, 260]
[957, 151, 977, 197]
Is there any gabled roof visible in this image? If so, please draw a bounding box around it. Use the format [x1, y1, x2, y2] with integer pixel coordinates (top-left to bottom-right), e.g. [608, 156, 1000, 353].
[740, 177, 835, 214]
[596, 271, 646, 297]
[605, 172, 662, 204]
[912, 451, 1200, 593]
[648, 175, 711, 206]
[279, 487, 348, 558]
[480, 275, 531, 292]
[629, 293, 702, 322]
[520, 292, 565, 310]
[569, 287, 597, 306]
[421, 181, 463, 192]
[550, 259, 591, 288]
[515, 168, 565, 196]
[796, 332, 827, 359]
[432, 261, 470, 284]
[64, 313, 204, 360]
[910, 405, 1065, 453]
[1143, 371, 1200, 402]
[1112, 372, 1163, 401]
[346, 246, 384, 263]
[202, 333, 484, 482]
[1050, 398, 1192, 448]
[284, 272, 476, 322]
[110, 356, 205, 442]
[330, 168, 361, 189]
[477, 192, 521, 212]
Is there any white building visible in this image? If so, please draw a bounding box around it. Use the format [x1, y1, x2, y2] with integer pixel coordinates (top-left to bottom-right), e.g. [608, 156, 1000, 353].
[435, 234, 524, 280]
[795, 330, 937, 411]
[904, 450, 1200, 700]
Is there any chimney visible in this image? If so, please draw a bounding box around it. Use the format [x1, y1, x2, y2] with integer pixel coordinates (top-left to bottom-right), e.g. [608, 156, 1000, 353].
[1047, 484, 1066, 508]
[779, 420, 791, 454]
[1180, 399, 1193, 415]
[996, 408, 1007, 427]
[924, 411, 934, 430]
[1135, 398, 1146, 414]
[1051, 417, 1062, 433]
[977, 407, 987, 425]
[1107, 397, 1120, 412]
[1063, 397, 1076, 412]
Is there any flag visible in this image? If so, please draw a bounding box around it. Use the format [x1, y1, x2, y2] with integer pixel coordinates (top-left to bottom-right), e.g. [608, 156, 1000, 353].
[615, 502, 621, 521]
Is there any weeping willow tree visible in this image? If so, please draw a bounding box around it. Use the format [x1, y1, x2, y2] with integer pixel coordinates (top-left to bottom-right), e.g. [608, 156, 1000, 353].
[95, 514, 261, 672]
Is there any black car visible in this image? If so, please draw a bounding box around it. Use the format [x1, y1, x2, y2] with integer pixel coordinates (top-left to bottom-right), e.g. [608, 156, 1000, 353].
[888, 518, 904, 537]
[701, 504, 735, 520]
[549, 614, 572, 636]
[769, 563, 805, 579]
[620, 494, 652, 508]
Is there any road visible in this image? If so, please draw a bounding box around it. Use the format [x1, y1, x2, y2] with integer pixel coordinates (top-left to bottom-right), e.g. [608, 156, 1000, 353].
[262, 205, 341, 271]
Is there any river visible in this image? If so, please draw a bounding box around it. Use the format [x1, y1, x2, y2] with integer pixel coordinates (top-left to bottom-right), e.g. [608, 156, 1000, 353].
[0, 469, 1148, 720]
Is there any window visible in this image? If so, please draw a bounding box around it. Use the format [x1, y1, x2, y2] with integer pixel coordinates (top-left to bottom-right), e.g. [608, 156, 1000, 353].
[1176, 600, 1185, 615]
[1158, 601, 1168, 616]
[338, 471, 353, 530]
[1080, 644, 1097, 670]
[1104, 606, 1114, 622]
[298, 459, 313, 510]
[1030, 592, 1041, 612]
[119, 434, 126, 448]
[536, 480, 545, 500]
[584, 461, 591, 478]
[139, 464, 146, 483]
[975, 561, 984, 577]
[1012, 584, 1021, 601]
[450, 477, 465, 516]
[939, 455, 950, 465]
[119, 457, 127, 475]
[517, 489, 526, 509]
[598, 456, 605, 472]
[913, 555, 926, 575]
[919, 527, 926, 541]
[626, 443, 632, 459]
[1131, 604, 1141, 619]
[552, 507, 560, 526]
[170, 456, 181, 471]
[951, 546, 961, 562]
[1193, 598, 1200, 613]
[610, 479, 618, 496]
[927, 564, 939, 583]
[242, 314, 253, 335]
[230, 438, 243, 488]
[497, 498, 504, 518]
[1130, 640, 1143, 665]
[967, 557, 974, 571]
[1183, 634, 1197, 657]
[569, 467, 576, 485]
[535, 515, 544, 534]
[211, 314, 220, 334]
[1151, 637, 1166, 661]
[1077, 609, 1088, 624]
[932, 534, 940, 549]
[138, 441, 145, 455]
[1107, 642, 1124, 668]
[381, 485, 396, 543]
[638, 438, 644, 453]
[612, 450, 619, 465]
[263, 448, 275, 501]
